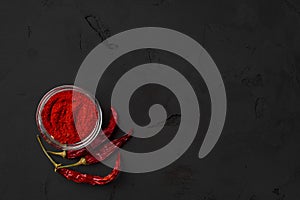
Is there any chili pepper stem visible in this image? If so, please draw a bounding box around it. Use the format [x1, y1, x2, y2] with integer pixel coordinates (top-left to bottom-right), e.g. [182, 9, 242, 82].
[36, 135, 61, 170]
[56, 157, 87, 169]
[47, 150, 66, 158]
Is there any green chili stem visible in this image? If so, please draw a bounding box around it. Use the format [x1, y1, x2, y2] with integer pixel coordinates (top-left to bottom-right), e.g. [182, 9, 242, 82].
[36, 135, 61, 169]
[56, 157, 87, 169]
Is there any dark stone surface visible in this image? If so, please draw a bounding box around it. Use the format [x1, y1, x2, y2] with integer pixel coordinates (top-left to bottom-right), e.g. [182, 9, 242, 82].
[0, 0, 300, 199]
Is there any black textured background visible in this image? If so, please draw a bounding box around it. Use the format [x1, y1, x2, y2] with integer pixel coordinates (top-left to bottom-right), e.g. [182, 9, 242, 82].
[1, 0, 300, 199]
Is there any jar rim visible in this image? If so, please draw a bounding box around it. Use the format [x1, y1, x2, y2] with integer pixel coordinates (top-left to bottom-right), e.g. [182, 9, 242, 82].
[36, 85, 102, 150]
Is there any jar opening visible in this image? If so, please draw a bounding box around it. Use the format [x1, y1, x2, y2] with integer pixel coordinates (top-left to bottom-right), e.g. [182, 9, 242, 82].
[36, 85, 102, 150]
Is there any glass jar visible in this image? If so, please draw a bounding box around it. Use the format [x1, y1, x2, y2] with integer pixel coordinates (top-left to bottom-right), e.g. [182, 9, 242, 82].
[36, 85, 102, 150]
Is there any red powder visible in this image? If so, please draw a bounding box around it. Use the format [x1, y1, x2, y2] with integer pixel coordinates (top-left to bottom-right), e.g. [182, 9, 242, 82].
[41, 90, 98, 144]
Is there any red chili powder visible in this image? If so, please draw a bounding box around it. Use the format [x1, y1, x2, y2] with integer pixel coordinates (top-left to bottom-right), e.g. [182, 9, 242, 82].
[41, 90, 98, 144]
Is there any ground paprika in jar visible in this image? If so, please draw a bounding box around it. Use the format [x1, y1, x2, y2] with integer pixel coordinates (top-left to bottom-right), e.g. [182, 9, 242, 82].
[40, 89, 99, 145]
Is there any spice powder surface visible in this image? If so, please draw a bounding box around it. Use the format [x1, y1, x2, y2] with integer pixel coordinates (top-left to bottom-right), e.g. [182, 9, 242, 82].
[41, 90, 98, 144]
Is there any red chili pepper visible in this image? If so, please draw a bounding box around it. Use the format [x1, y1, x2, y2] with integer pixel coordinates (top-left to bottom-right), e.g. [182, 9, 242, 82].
[37, 135, 122, 186]
[89, 107, 118, 149]
[56, 131, 132, 168]
[85, 131, 132, 164]
[56, 153, 120, 185]
[64, 148, 87, 159]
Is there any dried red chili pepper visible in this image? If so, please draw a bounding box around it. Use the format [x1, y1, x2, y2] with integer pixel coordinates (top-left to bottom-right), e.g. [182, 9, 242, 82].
[48, 107, 118, 159]
[62, 148, 86, 159]
[56, 131, 132, 168]
[56, 154, 120, 186]
[84, 132, 131, 164]
[95, 131, 131, 159]
[90, 107, 118, 148]
[37, 135, 121, 186]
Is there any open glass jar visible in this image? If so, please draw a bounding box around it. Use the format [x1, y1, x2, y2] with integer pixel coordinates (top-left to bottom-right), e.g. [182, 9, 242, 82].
[36, 85, 102, 150]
